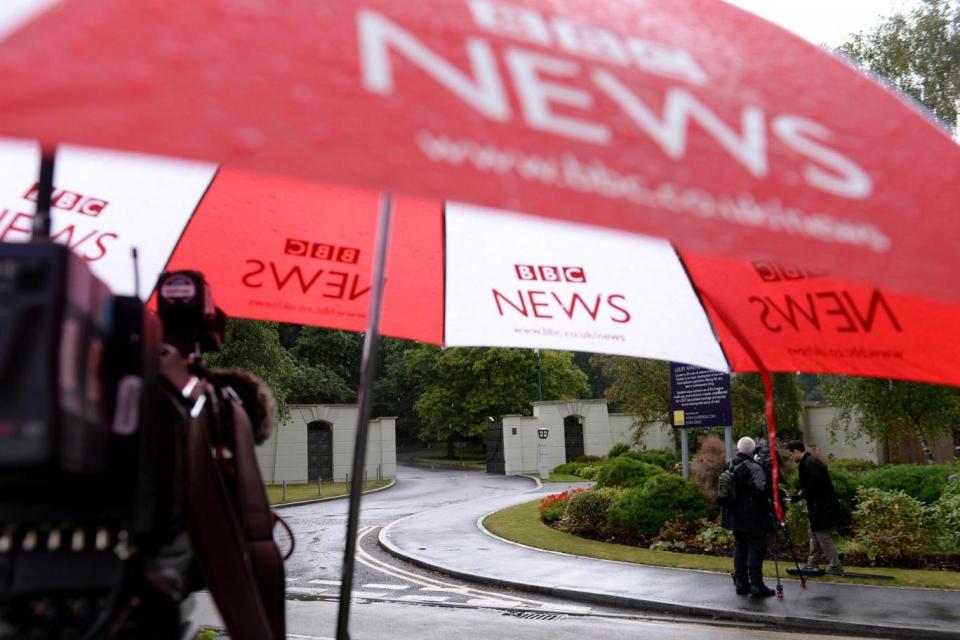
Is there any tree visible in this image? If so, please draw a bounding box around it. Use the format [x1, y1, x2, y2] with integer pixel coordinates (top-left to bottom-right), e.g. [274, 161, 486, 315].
[204, 319, 297, 417]
[839, 0, 959, 132]
[592, 356, 804, 444]
[406, 346, 589, 449]
[591, 356, 671, 444]
[373, 338, 422, 445]
[821, 376, 960, 463]
[730, 373, 804, 442]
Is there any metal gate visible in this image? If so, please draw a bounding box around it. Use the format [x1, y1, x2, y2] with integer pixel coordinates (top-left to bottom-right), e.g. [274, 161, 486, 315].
[307, 421, 333, 482]
[563, 416, 584, 463]
[485, 422, 505, 474]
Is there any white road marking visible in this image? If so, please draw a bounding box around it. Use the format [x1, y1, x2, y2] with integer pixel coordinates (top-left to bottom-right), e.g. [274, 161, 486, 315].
[308, 579, 341, 586]
[466, 598, 523, 608]
[363, 583, 410, 590]
[354, 527, 555, 608]
[399, 595, 450, 603]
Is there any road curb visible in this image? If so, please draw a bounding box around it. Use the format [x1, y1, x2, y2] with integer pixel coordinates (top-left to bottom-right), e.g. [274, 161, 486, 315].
[378, 505, 956, 640]
[272, 479, 396, 510]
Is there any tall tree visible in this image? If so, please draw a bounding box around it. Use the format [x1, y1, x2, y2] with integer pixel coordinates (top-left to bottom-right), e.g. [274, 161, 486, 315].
[373, 338, 422, 445]
[839, 0, 959, 131]
[594, 356, 804, 443]
[821, 376, 959, 463]
[204, 319, 296, 417]
[406, 346, 589, 447]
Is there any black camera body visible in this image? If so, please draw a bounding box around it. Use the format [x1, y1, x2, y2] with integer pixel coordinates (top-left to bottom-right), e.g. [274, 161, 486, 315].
[0, 243, 231, 638]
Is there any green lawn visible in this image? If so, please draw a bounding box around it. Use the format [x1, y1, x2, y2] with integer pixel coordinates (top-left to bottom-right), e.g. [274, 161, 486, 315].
[483, 499, 960, 590]
[266, 480, 390, 505]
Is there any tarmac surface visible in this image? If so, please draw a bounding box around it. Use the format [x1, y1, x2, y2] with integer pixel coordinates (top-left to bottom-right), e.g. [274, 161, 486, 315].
[380, 476, 960, 639]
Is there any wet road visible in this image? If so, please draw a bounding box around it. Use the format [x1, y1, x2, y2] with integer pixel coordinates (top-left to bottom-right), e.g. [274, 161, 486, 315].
[191, 463, 887, 639]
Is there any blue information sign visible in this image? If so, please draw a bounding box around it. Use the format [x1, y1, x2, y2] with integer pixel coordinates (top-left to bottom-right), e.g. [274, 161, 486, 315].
[670, 362, 732, 428]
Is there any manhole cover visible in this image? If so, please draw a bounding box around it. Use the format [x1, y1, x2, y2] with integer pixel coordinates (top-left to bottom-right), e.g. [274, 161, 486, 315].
[504, 611, 563, 621]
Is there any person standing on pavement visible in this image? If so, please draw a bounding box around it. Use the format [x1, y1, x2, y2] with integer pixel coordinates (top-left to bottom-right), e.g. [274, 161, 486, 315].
[721, 437, 776, 597]
[786, 441, 844, 576]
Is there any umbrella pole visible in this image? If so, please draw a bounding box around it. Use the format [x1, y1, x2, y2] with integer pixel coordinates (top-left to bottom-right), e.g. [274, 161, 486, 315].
[694, 290, 785, 525]
[335, 193, 394, 640]
[32, 147, 56, 240]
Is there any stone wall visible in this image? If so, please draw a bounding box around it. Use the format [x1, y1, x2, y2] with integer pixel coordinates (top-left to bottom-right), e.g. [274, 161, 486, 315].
[256, 404, 396, 484]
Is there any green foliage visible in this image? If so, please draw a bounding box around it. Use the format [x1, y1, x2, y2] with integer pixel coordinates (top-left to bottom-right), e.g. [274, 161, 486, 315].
[623, 449, 679, 470]
[785, 500, 810, 547]
[695, 520, 735, 552]
[608, 442, 631, 458]
[565, 488, 620, 534]
[928, 491, 960, 554]
[608, 475, 710, 538]
[731, 373, 804, 441]
[573, 455, 603, 463]
[594, 457, 665, 489]
[839, 0, 959, 131]
[576, 465, 601, 480]
[821, 376, 960, 463]
[864, 464, 955, 504]
[538, 489, 582, 525]
[829, 470, 865, 522]
[590, 356, 671, 443]
[408, 346, 589, 443]
[829, 458, 878, 475]
[205, 319, 296, 418]
[553, 462, 586, 475]
[852, 487, 930, 561]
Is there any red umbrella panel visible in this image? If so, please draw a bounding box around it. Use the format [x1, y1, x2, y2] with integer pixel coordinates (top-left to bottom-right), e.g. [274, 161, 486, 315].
[5, 139, 959, 387]
[0, 0, 958, 301]
[0, 140, 444, 345]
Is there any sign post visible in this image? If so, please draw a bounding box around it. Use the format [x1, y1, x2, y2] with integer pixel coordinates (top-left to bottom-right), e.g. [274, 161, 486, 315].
[670, 363, 732, 480]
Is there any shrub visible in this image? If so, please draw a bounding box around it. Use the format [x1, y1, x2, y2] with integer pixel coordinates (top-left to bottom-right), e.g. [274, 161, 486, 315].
[553, 462, 586, 476]
[864, 464, 955, 504]
[927, 491, 960, 555]
[623, 449, 679, 470]
[695, 520, 735, 553]
[575, 465, 601, 480]
[784, 500, 809, 548]
[564, 487, 622, 536]
[574, 454, 603, 463]
[608, 443, 631, 458]
[828, 469, 864, 525]
[830, 458, 878, 475]
[608, 475, 710, 538]
[538, 488, 584, 525]
[852, 487, 929, 562]
[595, 457, 665, 489]
[691, 433, 726, 506]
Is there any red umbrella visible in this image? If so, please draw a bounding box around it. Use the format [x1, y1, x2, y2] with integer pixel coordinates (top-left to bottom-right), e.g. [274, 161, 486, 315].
[0, 0, 958, 299]
[1, 1, 959, 636]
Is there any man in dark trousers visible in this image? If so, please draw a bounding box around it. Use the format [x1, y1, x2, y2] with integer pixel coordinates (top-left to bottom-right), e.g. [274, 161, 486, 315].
[787, 441, 844, 575]
[721, 437, 776, 597]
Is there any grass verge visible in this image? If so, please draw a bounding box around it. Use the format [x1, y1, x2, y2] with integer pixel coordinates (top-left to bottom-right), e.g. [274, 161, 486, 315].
[266, 480, 390, 505]
[483, 499, 960, 590]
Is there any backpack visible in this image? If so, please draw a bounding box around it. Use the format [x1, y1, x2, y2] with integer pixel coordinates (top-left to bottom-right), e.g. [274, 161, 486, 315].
[717, 460, 738, 505]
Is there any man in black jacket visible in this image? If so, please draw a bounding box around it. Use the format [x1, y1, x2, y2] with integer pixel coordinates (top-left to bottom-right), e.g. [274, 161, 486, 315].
[787, 441, 844, 575]
[721, 437, 776, 597]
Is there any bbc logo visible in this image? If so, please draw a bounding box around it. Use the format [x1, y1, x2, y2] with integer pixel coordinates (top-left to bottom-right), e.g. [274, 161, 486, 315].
[284, 238, 360, 264]
[514, 265, 586, 283]
[24, 182, 108, 217]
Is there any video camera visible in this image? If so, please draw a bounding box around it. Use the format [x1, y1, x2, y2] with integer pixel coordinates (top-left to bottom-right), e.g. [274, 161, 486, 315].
[0, 242, 284, 639]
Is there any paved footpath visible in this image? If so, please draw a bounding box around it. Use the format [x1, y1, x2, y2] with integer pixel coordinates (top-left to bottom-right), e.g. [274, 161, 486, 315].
[380, 480, 959, 639]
